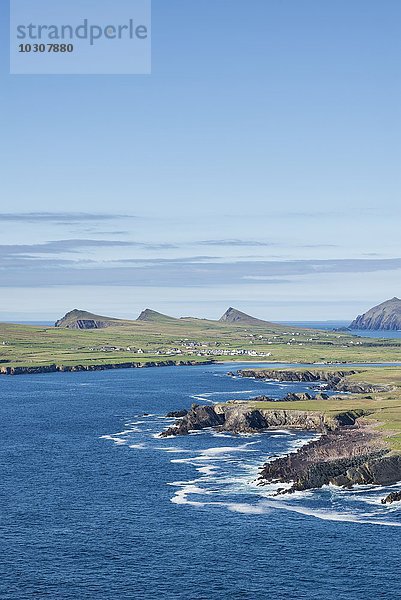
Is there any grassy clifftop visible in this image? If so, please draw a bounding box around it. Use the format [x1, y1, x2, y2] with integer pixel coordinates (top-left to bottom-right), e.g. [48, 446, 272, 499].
[236, 367, 401, 451]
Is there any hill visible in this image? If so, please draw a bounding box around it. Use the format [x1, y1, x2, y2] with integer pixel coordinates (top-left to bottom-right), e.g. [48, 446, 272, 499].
[350, 297, 401, 331]
[55, 309, 125, 329]
[136, 309, 178, 323]
[219, 307, 274, 326]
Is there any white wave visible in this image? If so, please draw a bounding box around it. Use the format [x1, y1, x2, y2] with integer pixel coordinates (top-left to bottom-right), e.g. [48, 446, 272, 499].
[170, 456, 209, 464]
[190, 395, 217, 405]
[226, 503, 269, 515]
[99, 435, 127, 445]
[152, 432, 170, 439]
[261, 500, 401, 527]
[199, 442, 260, 456]
[269, 429, 294, 435]
[129, 443, 146, 449]
[155, 446, 190, 454]
[167, 479, 200, 486]
[171, 484, 211, 506]
[188, 429, 210, 435]
[113, 428, 141, 436]
[197, 465, 220, 475]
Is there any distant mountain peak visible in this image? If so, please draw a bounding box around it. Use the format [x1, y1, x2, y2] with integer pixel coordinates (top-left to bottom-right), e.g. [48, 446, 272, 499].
[136, 309, 177, 322]
[55, 309, 122, 329]
[350, 297, 401, 331]
[219, 307, 272, 326]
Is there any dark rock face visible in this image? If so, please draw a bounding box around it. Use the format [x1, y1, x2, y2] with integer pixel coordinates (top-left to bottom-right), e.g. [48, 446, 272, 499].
[238, 369, 358, 384]
[159, 403, 354, 438]
[334, 379, 393, 393]
[259, 428, 395, 492]
[0, 360, 214, 377]
[64, 319, 111, 330]
[55, 309, 120, 329]
[381, 491, 401, 504]
[166, 410, 188, 418]
[251, 392, 315, 403]
[236, 369, 394, 394]
[350, 297, 401, 330]
[159, 402, 401, 490]
[161, 404, 225, 436]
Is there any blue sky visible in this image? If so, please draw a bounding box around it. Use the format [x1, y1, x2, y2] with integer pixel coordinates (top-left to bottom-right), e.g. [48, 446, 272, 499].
[0, 0, 400, 321]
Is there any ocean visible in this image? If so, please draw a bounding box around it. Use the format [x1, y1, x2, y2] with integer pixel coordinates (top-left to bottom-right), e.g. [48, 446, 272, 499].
[280, 321, 401, 339]
[0, 363, 400, 599]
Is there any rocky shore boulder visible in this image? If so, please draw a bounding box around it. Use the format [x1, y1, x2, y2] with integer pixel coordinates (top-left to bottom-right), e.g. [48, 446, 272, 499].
[381, 491, 401, 504]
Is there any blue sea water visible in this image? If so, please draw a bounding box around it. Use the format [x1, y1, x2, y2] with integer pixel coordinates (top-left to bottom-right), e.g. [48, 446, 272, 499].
[0, 363, 400, 600]
[280, 321, 401, 339]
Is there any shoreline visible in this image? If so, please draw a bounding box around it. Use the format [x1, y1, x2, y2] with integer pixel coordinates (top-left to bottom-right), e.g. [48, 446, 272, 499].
[0, 359, 215, 377]
[159, 368, 401, 494]
[3, 358, 400, 378]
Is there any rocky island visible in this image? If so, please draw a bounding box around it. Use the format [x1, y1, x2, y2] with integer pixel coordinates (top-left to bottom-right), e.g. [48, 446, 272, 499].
[350, 297, 401, 330]
[161, 367, 401, 499]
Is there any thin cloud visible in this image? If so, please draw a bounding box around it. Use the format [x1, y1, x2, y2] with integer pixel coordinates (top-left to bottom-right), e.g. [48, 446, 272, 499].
[0, 239, 177, 256]
[198, 239, 275, 247]
[0, 212, 134, 224]
[0, 257, 401, 287]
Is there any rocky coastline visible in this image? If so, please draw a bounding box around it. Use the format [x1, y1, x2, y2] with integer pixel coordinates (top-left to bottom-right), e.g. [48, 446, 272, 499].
[0, 359, 214, 376]
[161, 402, 401, 491]
[234, 368, 394, 394]
[160, 368, 401, 493]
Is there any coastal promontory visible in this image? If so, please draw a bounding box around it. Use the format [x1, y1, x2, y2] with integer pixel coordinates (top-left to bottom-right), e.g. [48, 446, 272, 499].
[350, 297, 401, 330]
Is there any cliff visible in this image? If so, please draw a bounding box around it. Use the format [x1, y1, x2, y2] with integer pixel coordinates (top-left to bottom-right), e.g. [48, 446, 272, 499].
[161, 402, 359, 437]
[160, 402, 401, 491]
[350, 297, 401, 330]
[0, 359, 214, 376]
[259, 428, 399, 493]
[236, 369, 394, 394]
[55, 309, 125, 329]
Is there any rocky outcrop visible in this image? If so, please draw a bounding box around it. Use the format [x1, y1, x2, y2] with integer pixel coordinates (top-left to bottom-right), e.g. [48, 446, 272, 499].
[235, 369, 394, 394]
[65, 319, 111, 330]
[160, 401, 401, 490]
[55, 309, 124, 329]
[162, 405, 225, 436]
[259, 428, 398, 493]
[166, 409, 188, 418]
[333, 379, 393, 394]
[350, 297, 401, 330]
[381, 491, 401, 504]
[252, 392, 325, 402]
[0, 360, 214, 376]
[160, 403, 360, 438]
[237, 369, 359, 384]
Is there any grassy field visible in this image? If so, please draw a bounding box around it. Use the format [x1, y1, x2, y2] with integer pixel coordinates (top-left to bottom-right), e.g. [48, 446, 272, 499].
[0, 318, 400, 369]
[237, 367, 401, 451]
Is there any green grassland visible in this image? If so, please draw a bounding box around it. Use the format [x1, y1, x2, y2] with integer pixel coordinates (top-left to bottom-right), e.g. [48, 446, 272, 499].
[236, 367, 401, 451]
[0, 318, 400, 369]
